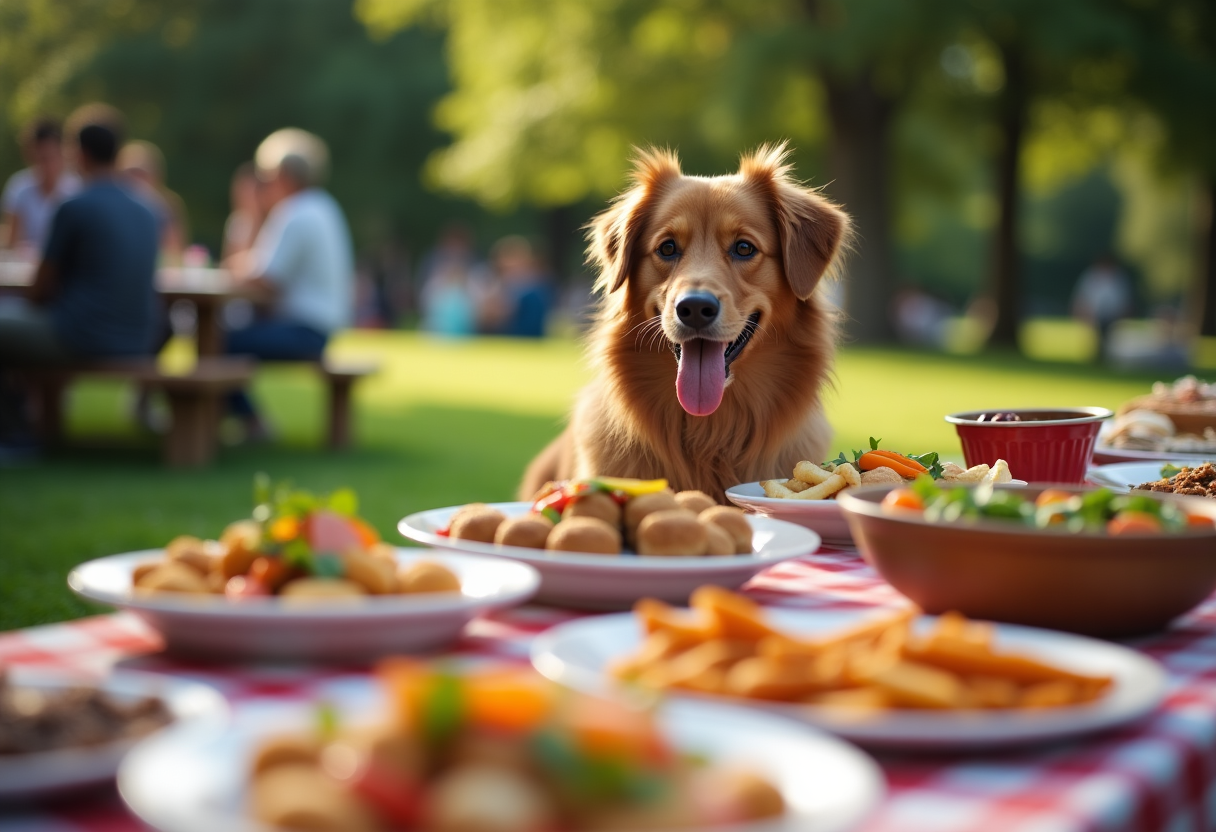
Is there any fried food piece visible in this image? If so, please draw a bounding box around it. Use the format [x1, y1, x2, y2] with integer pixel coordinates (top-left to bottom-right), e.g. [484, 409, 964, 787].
[635, 640, 755, 690]
[219, 520, 262, 579]
[861, 660, 967, 709]
[792, 461, 833, 485]
[860, 466, 904, 485]
[450, 504, 507, 543]
[131, 561, 161, 585]
[633, 598, 716, 644]
[564, 491, 623, 527]
[698, 506, 752, 554]
[344, 549, 398, 594]
[426, 764, 557, 832]
[696, 769, 786, 822]
[546, 516, 622, 555]
[761, 479, 799, 498]
[134, 562, 210, 594]
[279, 578, 366, 601]
[494, 513, 555, 549]
[251, 735, 321, 776]
[251, 764, 378, 832]
[164, 535, 216, 576]
[674, 490, 717, 514]
[623, 490, 679, 546]
[398, 560, 462, 594]
[835, 463, 861, 488]
[691, 585, 780, 642]
[782, 478, 810, 493]
[702, 522, 735, 556]
[637, 509, 707, 556]
[945, 463, 990, 483]
[983, 459, 1013, 485]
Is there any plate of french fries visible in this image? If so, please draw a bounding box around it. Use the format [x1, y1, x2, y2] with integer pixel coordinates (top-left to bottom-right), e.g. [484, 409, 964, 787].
[531, 586, 1166, 749]
[727, 450, 1022, 545]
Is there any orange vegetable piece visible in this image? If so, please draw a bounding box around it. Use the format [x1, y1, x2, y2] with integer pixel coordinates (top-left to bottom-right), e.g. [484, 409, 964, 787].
[1107, 511, 1163, 535]
[858, 451, 923, 478]
[1035, 489, 1076, 508]
[269, 516, 300, 543]
[564, 694, 668, 763]
[464, 669, 554, 734]
[375, 658, 432, 730]
[1186, 513, 1216, 530]
[881, 488, 924, 512]
[350, 517, 380, 548]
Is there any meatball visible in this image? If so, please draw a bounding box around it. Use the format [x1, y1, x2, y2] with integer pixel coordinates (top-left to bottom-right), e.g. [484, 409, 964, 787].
[698, 506, 753, 554]
[675, 490, 717, 514]
[636, 509, 707, 557]
[494, 513, 555, 549]
[546, 516, 622, 555]
[398, 560, 462, 594]
[564, 491, 623, 528]
[450, 504, 506, 544]
[623, 490, 679, 546]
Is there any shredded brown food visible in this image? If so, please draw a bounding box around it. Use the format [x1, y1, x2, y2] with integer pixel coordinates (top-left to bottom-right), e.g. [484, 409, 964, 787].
[1134, 462, 1216, 499]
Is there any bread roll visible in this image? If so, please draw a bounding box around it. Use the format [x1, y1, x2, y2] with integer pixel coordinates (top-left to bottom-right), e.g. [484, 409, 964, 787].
[494, 513, 554, 549]
[636, 509, 707, 556]
[674, 490, 717, 514]
[398, 560, 462, 594]
[702, 521, 735, 556]
[546, 516, 622, 555]
[564, 491, 622, 527]
[699, 506, 753, 554]
[623, 490, 678, 546]
[450, 504, 506, 543]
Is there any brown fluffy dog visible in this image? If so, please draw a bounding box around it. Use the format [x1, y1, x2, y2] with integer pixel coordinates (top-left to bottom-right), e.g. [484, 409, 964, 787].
[521, 144, 850, 501]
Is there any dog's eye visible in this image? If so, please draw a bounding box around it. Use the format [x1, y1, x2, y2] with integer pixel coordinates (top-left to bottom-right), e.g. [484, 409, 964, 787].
[657, 240, 679, 259]
[733, 240, 756, 258]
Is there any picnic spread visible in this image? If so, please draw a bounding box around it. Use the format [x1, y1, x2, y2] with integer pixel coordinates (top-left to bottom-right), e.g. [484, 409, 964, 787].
[4, 396, 1216, 832]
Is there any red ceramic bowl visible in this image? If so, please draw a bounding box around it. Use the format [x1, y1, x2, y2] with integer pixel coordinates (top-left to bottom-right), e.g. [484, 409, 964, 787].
[945, 407, 1113, 484]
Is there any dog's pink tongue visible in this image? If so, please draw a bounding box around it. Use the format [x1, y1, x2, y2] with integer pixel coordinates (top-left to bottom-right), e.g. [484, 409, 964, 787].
[676, 339, 727, 417]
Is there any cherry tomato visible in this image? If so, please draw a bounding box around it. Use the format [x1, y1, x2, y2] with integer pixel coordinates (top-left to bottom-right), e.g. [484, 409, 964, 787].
[1107, 511, 1163, 535]
[881, 488, 924, 512]
[1035, 489, 1075, 508]
[348, 761, 424, 827]
[225, 575, 269, 598]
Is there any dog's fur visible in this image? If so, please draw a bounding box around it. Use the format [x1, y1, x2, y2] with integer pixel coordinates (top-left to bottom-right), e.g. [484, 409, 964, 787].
[521, 144, 850, 501]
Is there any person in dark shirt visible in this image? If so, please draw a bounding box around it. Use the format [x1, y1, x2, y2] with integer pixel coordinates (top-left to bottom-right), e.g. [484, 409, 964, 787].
[0, 104, 158, 452]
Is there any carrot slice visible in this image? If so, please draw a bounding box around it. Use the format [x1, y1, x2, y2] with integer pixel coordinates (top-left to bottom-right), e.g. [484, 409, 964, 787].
[858, 451, 923, 478]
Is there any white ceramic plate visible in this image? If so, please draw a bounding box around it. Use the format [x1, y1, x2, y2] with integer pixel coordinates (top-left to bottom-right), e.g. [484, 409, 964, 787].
[398, 502, 821, 609]
[0, 669, 227, 801]
[725, 480, 1028, 546]
[1093, 421, 1215, 465]
[119, 681, 883, 832]
[531, 608, 1167, 750]
[1087, 461, 1204, 493]
[68, 549, 539, 661]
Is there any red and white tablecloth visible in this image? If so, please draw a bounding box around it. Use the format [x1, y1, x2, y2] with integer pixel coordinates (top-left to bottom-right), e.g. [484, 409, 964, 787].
[3, 546, 1216, 832]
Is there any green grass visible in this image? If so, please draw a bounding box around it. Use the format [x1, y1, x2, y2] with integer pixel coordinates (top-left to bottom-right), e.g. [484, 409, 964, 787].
[0, 331, 1165, 631]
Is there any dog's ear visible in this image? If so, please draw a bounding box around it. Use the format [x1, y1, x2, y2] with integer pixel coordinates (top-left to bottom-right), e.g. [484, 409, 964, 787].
[741, 144, 851, 301]
[588, 148, 681, 294]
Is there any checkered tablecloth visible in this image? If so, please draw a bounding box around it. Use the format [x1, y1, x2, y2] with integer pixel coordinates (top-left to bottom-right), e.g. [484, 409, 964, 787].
[4, 546, 1216, 832]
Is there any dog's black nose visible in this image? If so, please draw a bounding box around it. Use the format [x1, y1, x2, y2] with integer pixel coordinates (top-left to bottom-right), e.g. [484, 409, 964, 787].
[675, 293, 720, 330]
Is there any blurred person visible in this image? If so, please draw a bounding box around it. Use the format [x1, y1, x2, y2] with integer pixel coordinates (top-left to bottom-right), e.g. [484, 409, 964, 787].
[224, 128, 354, 440]
[0, 117, 81, 254]
[479, 235, 551, 338]
[118, 140, 189, 264]
[1071, 254, 1133, 360]
[221, 162, 263, 262]
[0, 105, 158, 452]
[419, 224, 482, 336]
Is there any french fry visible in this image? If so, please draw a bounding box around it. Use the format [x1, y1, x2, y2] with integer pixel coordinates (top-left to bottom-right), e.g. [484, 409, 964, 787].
[806, 687, 892, 711]
[792, 461, 833, 485]
[864, 660, 967, 709]
[783, 478, 811, 493]
[1020, 680, 1080, 708]
[690, 585, 782, 642]
[787, 474, 847, 501]
[835, 463, 861, 488]
[905, 636, 1112, 688]
[761, 480, 799, 498]
[727, 657, 827, 701]
[802, 607, 918, 653]
[634, 598, 715, 646]
[966, 676, 1020, 708]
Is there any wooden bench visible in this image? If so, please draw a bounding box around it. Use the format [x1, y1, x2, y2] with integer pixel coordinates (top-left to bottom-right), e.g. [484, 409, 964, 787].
[25, 358, 254, 468]
[295, 359, 378, 450]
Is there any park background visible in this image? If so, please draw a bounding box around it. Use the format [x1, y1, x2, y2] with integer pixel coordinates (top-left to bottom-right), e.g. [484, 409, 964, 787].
[1, 0, 1214, 629]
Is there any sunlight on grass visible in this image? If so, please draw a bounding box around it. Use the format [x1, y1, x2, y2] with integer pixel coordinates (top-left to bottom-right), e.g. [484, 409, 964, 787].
[1019, 318, 1098, 363]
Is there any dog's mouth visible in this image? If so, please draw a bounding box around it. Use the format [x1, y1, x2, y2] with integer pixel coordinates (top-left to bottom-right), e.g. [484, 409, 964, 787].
[669, 312, 760, 417]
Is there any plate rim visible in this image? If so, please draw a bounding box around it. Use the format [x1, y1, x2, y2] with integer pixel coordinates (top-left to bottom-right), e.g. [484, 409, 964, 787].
[68, 548, 541, 619]
[397, 502, 821, 573]
[529, 610, 1169, 749]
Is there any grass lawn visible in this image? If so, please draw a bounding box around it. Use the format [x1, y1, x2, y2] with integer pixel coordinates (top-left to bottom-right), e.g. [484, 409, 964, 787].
[0, 330, 1166, 631]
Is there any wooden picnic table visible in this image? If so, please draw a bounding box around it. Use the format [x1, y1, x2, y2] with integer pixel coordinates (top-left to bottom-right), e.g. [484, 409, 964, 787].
[0, 258, 244, 358]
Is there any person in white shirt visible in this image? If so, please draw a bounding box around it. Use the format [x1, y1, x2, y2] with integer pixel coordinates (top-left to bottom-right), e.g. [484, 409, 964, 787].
[1, 117, 81, 254]
[224, 128, 354, 439]
[1071, 254, 1133, 361]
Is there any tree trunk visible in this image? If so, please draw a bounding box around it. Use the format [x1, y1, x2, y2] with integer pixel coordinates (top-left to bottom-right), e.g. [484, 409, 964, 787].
[987, 43, 1029, 348]
[823, 72, 897, 344]
[1197, 176, 1216, 338]
[544, 204, 579, 283]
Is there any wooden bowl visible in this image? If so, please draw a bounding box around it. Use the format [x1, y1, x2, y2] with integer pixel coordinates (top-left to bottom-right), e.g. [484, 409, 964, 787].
[837, 484, 1216, 638]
